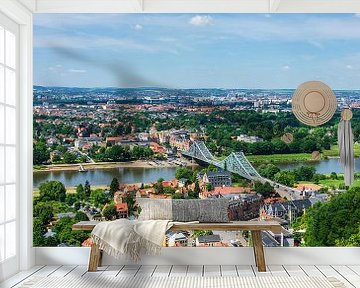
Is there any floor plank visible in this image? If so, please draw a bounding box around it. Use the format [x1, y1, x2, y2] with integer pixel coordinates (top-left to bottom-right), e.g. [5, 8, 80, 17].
[268, 265, 289, 277]
[236, 265, 255, 277]
[186, 266, 203, 277]
[316, 265, 353, 287]
[300, 265, 324, 277]
[252, 265, 272, 277]
[117, 265, 140, 277]
[135, 265, 156, 277]
[66, 266, 88, 277]
[332, 266, 360, 288]
[33, 266, 61, 277]
[169, 265, 187, 277]
[82, 266, 108, 278]
[49, 266, 76, 277]
[283, 265, 308, 277]
[152, 265, 172, 277]
[101, 265, 124, 277]
[203, 265, 221, 277]
[221, 265, 238, 277]
[0, 266, 45, 288]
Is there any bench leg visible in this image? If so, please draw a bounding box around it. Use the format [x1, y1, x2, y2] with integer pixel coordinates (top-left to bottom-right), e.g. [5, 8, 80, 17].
[88, 243, 102, 272]
[251, 231, 266, 272]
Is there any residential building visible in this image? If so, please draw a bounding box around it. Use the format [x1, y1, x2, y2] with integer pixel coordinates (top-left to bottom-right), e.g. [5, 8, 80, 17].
[167, 232, 188, 247]
[74, 136, 103, 149]
[115, 203, 129, 218]
[198, 170, 232, 188]
[236, 134, 263, 143]
[196, 234, 222, 247]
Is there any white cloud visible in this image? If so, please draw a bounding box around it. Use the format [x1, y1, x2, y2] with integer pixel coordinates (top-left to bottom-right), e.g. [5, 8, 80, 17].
[189, 15, 213, 26]
[282, 65, 290, 71]
[133, 24, 143, 30]
[68, 69, 87, 73]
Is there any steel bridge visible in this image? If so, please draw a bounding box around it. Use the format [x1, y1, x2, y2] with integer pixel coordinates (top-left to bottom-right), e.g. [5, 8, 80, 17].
[182, 141, 301, 200]
[182, 141, 262, 181]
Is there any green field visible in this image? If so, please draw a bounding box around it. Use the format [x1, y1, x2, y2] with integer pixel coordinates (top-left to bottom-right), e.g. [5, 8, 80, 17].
[247, 153, 313, 164]
[323, 143, 360, 157]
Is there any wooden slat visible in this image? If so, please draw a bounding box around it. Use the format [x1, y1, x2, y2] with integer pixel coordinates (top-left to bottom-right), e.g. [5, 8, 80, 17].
[49, 266, 76, 277]
[0, 266, 45, 288]
[117, 265, 140, 277]
[283, 265, 308, 277]
[72, 220, 282, 233]
[136, 265, 156, 277]
[152, 265, 172, 277]
[102, 265, 124, 277]
[316, 265, 352, 287]
[33, 266, 61, 277]
[203, 265, 221, 277]
[221, 265, 238, 277]
[252, 265, 272, 277]
[268, 265, 289, 277]
[300, 265, 324, 277]
[332, 266, 360, 288]
[169, 265, 187, 277]
[186, 265, 203, 277]
[66, 266, 88, 277]
[236, 265, 255, 277]
[83, 266, 108, 278]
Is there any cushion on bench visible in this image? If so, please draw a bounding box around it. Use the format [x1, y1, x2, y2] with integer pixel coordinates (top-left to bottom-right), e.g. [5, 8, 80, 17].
[137, 198, 229, 223]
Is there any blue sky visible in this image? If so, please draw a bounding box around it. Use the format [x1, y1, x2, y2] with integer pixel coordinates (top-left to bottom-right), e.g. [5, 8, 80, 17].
[34, 13, 360, 89]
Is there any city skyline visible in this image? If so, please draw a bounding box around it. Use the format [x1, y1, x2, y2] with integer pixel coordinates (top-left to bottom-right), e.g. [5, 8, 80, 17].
[34, 13, 360, 90]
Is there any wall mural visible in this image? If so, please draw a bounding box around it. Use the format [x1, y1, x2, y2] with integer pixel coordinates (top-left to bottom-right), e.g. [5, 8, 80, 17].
[33, 14, 360, 248]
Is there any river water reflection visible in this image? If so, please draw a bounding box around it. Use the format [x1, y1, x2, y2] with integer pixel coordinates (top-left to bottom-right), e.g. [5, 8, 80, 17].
[33, 158, 360, 188]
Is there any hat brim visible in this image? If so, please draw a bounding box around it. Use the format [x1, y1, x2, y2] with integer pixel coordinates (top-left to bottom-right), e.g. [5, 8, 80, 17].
[292, 81, 337, 127]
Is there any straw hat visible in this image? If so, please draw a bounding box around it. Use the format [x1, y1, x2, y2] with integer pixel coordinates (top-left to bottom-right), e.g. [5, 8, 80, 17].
[292, 81, 337, 127]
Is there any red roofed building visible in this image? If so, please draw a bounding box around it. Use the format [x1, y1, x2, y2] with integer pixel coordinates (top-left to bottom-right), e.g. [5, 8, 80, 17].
[162, 178, 178, 188]
[150, 142, 166, 154]
[116, 203, 128, 218]
[200, 186, 252, 198]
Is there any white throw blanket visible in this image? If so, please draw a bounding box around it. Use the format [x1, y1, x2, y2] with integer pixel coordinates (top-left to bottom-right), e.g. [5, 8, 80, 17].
[91, 219, 189, 261]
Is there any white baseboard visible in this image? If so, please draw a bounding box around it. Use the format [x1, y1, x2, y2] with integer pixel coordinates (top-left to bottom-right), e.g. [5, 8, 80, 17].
[35, 247, 360, 266]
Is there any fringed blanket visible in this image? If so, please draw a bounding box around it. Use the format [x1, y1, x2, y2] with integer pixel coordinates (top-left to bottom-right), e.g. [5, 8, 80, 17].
[91, 219, 173, 261]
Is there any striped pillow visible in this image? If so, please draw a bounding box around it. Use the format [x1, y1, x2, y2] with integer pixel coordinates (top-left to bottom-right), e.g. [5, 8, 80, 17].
[137, 198, 229, 223]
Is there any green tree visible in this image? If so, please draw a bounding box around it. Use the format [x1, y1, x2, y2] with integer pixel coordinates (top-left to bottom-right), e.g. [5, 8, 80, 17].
[33, 217, 46, 247]
[258, 164, 280, 180]
[300, 187, 360, 246]
[84, 181, 91, 198]
[63, 151, 78, 164]
[254, 181, 275, 198]
[109, 177, 119, 197]
[76, 184, 86, 201]
[102, 204, 117, 220]
[74, 211, 89, 222]
[274, 171, 295, 187]
[33, 201, 54, 225]
[90, 189, 108, 208]
[175, 167, 196, 183]
[33, 141, 50, 165]
[38, 181, 66, 202]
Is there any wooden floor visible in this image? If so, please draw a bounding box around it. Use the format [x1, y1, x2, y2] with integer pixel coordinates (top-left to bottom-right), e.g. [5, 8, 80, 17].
[2, 265, 360, 288]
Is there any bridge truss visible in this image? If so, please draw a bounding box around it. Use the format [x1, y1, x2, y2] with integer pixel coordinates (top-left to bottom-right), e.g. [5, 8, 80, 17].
[182, 141, 262, 181]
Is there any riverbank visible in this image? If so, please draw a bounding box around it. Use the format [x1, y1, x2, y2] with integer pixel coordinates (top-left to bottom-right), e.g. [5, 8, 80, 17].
[248, 144, 360, 165]
[33, 159, 198, 172]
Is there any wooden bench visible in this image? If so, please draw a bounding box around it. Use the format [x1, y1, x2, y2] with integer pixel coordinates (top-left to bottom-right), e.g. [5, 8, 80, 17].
[72, 220, 282, 273]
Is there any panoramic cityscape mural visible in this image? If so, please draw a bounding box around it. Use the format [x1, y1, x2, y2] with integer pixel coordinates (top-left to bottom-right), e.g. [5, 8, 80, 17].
[33, 14, 360, 247]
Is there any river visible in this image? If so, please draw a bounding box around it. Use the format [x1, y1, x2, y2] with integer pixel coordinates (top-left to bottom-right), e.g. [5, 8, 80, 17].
[33, 158, 360, 188]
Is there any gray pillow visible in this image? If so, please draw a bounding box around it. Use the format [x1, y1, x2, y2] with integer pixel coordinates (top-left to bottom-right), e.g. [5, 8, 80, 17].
[137, 198, 229, 223]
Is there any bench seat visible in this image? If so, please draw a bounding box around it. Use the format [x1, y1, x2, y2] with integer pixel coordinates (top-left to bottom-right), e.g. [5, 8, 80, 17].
[72, 220, 282, 273]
